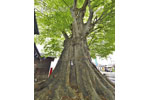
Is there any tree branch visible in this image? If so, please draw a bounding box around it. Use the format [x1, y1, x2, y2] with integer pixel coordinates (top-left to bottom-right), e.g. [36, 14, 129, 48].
[62, 0, 70, 8]
[81, 0, 88, 10]
[87, 0, 93, 25]
[62, 31, 69, 39]
[82, 0, 94, 36]
[93, 11, 105, 25]
[73, 0, 77, 9]
[80, 0, 88, 18]
[93, 5, 114, 26]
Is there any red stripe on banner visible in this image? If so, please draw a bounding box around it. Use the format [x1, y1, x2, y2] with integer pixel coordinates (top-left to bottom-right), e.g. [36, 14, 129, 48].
[48, 68, 53, 77]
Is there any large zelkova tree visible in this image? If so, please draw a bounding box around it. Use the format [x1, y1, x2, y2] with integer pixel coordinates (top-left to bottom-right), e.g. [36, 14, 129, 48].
[34, 0, 115, 100]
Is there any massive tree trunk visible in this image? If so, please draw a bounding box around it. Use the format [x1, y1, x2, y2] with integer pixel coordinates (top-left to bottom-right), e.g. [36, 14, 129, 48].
[35, 1, 115, 99]
[35, 30, 115, 100]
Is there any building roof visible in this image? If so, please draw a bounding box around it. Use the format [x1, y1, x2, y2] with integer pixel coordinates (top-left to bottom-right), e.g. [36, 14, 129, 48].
[34, 12, 39, 35]
[34, 43, 41, 59]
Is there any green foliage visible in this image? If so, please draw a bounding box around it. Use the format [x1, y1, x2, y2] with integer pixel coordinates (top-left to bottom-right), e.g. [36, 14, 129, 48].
[88, 9, 115, 58]
[42, 38, 64, 57]
[77, 0, 85, 8]
[34, 0, 115, 58]
[34, 0, 73, 57]
[87, 0, 115, 58]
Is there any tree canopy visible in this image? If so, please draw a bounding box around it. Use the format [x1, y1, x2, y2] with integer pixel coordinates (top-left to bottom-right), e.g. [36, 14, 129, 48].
[34, 0, 115, 58]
